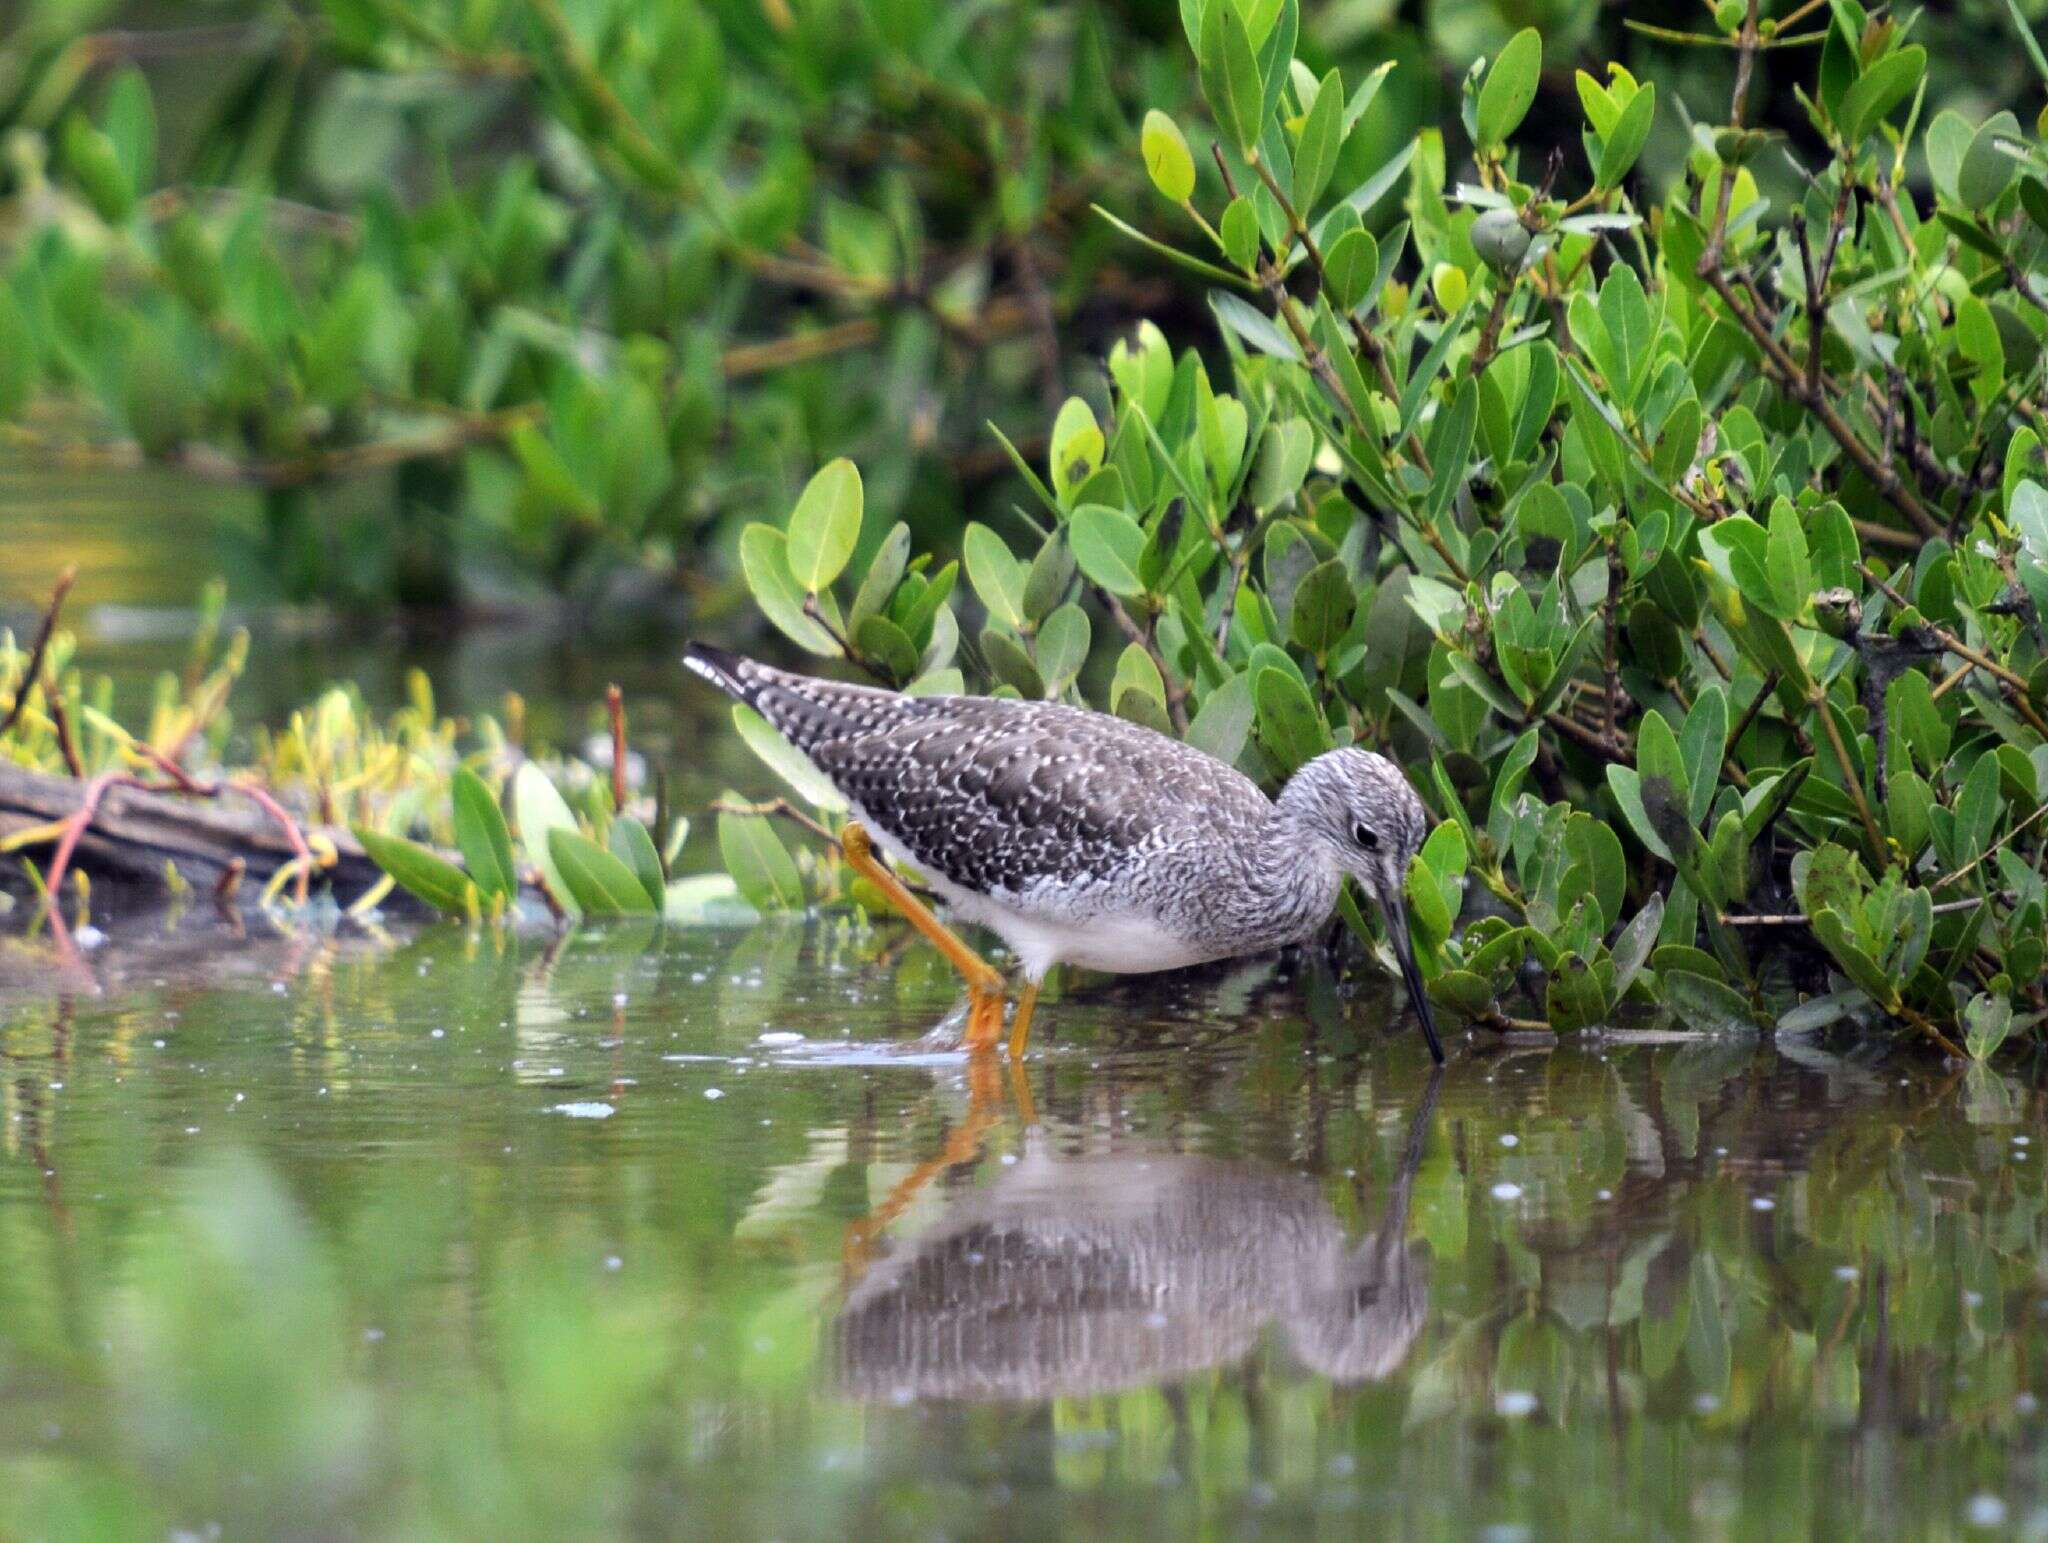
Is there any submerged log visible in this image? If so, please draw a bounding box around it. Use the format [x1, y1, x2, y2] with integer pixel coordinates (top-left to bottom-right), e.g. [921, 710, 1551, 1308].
[0, 763, 390, 900]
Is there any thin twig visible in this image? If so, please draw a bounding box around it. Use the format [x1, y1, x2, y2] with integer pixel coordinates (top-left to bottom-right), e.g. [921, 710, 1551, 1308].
[606, 685, 628, 814]
[1857, 562, 2048, 735]
[0, 567, 76, 742]
[1933, 803, 2048, 893]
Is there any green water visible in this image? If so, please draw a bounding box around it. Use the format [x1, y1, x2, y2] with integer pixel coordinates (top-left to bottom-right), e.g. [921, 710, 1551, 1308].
[1, 914, 2044, 1539]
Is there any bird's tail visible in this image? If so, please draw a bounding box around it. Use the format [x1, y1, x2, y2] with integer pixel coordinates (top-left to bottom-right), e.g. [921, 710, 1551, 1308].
[682, 642, 765, 707]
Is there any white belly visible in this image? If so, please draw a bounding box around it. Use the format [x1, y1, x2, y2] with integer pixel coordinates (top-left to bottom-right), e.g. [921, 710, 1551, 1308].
[959, 893, 1216, 978]
[854, 815, 1207, 980]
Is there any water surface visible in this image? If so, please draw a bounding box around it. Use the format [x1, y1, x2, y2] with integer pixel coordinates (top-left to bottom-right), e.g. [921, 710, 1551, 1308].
[1, 912, 2043, 1539]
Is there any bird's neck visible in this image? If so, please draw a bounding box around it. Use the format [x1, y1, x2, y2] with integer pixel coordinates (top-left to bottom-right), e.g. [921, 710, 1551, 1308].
[1229, 803, 1344, 951]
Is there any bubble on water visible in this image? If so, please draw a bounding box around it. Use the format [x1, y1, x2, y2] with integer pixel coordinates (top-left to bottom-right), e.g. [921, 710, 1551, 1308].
[2016, 1393, 2039, 1417]
[704, 1088, 724, 1100]
[430, 1029, 444, 1039]
[1491, 1182, 1523, 1201]
[1965, 1495, 2007, 1529]
[1495, 1390, 1537, 1418]
[74, 925, 105, 950]
[2014, 1135, 2031, 1146]
[1835, 1265, 1860, 1281]
[1498, 1133, 1519, 1147]
[550, 1102, 615, 1119]
[757, 1031, 805, 1047]
[1751, 1196, 1776, 1212]
[1597, 1189, 1613, 1202]
[1000, 1153, 1019, 1166]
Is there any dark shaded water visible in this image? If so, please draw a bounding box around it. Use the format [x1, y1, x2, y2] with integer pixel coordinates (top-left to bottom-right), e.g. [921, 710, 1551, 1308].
[6, 482, 2048, 1538]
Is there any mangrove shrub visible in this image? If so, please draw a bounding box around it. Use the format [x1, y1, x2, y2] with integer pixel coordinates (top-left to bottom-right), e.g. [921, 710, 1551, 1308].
[720, 1, 2048, 1056]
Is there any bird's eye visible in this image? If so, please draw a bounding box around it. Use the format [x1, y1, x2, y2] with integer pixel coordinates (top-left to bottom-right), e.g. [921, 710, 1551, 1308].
[1352, 821, 1379, 850]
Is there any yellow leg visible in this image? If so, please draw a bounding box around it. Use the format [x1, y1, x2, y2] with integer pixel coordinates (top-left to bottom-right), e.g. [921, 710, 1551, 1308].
[841, 1048, 1006, 1283]
[1008, 977, 1042, 1059]
[840, 821, 1007, 1038]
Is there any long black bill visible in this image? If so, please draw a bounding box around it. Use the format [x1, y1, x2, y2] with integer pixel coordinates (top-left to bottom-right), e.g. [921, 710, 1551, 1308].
[1381, 896, 1445, 1065]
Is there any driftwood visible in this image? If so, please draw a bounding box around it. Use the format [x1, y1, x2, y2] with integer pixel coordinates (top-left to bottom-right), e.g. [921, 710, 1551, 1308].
[0, 763, 389, 899]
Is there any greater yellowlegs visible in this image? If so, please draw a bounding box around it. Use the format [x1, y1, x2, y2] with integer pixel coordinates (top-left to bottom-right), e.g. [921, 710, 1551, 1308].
[685, 643, 1443, 1061]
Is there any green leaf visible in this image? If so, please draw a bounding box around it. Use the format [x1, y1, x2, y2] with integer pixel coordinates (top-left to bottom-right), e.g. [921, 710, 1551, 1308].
[1141, 109, 1197, 202]
[514, 762, 583, 920]
[1596, 80, 1655, 188]
[1198, 0, 1264, 156]
[451, 766, 517, 902]
[101, 67, 157, 196]
[1292, 68, 1344, 213]
[1839, 46, 1924, 142]
[1662, 970, 1757, 1035]
[549, 829, 659, 917]
[739, 524, 841, 656]
[1110, 642, 1167, 723]
[1965, 991, 2014, 1060]
[1959, 111, 2021, 211]
[1290, 558, 1355, 655]
[1211, 292, 1301, 362]
[1022, 532, 1079, 622]
[785, 458, 863, 592]
[609, 817, 668, 911]
[1322, 228, 1379, 310]
[962, 522, 1028, 629]
[983, 626, 1047, 698]
[1476, 28, 1543, 149]
[353, 827, 476, 918]
[1250, 419, 1315, 507]
[1546, 954, 1611, 1031]
[1611, 895, 1664, 997]
[1255, 665, 1330, 773]
[1069, 504, 1148, 597]
[1187, 669, 1257, 764]
[1035, 603, 1092, 692]
[1050, 397, 1106, 500]
[1679, 685, 1729, 828]
[847, 522, 911, 632]
[718, 804, 805, 912]
[733, 704, 847, 810]
[855, 614, 919, 682]
[1092, 204, 1261, 292]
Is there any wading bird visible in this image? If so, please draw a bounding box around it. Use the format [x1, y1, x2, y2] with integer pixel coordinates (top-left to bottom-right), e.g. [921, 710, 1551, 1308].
[685, 644, 1443, 1062]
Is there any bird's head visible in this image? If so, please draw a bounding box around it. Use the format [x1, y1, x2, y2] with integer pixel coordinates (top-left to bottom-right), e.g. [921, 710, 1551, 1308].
[1278, 748, 1443, 1063]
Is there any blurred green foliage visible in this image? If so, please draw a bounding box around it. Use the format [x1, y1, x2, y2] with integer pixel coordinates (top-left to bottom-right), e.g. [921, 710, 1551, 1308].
[7, 0, 2041, 611]
[719, 1, 2048, 1055]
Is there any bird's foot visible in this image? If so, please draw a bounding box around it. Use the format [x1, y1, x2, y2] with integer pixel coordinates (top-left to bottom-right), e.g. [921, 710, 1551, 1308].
[962, 985, 1008, 1052]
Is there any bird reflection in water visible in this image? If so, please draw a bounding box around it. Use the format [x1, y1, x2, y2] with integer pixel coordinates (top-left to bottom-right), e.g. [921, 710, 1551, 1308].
[835, 1058, 1443, 1401]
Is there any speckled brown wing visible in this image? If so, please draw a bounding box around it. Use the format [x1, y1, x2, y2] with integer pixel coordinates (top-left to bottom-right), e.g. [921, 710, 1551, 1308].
[683, 644, 1270, 896]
